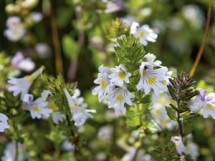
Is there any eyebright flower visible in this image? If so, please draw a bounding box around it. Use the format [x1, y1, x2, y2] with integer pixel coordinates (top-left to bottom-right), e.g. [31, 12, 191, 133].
[0, 113, 10, 132]
[109, 64, 131, 86]
[107, 85, 134, 116]
[171, 136, 186, 155]
[11, 51, 35, 72]
[64, 88, 96, 127]
[144, 53, 162, 67]
[137, 62, 168, 96]
[130, 21, 157, 46]
[92, 65, 112, 102]
[22, 93, 52, 119]
[4, 16, 25, 42]
[188, 89, 215, 119]
[8, 66, 44, 99]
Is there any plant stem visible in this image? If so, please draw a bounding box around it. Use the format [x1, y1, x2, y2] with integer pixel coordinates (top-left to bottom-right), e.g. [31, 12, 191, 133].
[50, 1, 63, 74]
[189, 1, 212, 77]
[177, 112, 183, 139]
[15, 141, 18, 161]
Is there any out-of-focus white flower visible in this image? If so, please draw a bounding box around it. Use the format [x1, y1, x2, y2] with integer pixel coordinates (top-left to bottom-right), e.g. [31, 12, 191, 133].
[188, 89, 215, 119]
[35, 43, 51, 58]
[21, 0, 38, 9]
[107, 85, 134, 116]
[51, 112, 66, 124]
[109, 64, 131, 86]
[120, 16, 136, 27]
[8, 66, 44, 99]
[185, 134, 199, 161]
[61, 140, 76, 152]
[171, 136, 186, 155]
[11, 51, 35, 72]
[151, 93, 177, 130]
[92, 65, 112, 102]
[30, 12, 43, 23]
[98, 125, 113, 142]
[22, 93, 52, 119]
[130, 22, 157, 46]
[4, 16, 25, 42]
[64, 88, 96, 127]
[96, 152, 107, 161]
[0, 113, 10, 132]
[137, 62, 168, 96]
[1, 141, 25, 161]
[104, 0, 124, 13]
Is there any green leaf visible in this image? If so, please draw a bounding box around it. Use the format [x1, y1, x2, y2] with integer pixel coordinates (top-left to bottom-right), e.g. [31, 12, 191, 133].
[62, 35, 79, 60]
[165, 106, 177, 121]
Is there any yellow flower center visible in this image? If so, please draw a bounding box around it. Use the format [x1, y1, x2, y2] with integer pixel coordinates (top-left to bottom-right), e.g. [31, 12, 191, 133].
[71, 104, 80, 111]
[116, 94, 124, 102]
[48, 103, 58, 111]
[118, 71, 126, 80]
[206, 102, 214, 110]
[142, 70, 148, 76]
[140, 31, 145, 38]
[101, 79, 108, 88]
[32, 106, 40, 112]
[148, 76, 157, 85]
[26, 75, 36, 84]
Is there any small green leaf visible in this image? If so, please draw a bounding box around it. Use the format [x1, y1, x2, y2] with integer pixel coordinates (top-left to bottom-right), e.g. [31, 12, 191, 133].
[62, 35, 79, 60]
[165, 106, 177, 121]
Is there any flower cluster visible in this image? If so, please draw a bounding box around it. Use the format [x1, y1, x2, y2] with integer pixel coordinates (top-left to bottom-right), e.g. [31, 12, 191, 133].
[64, 88, 96, 127]
[93, 53, 170, 115]
[93, 64, 134, 116]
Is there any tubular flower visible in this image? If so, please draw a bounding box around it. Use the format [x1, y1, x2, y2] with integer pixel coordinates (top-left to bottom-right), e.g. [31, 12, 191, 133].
[64, 89, 96, 127]
[8, 66, 44, 99]
[130, 21, 157, 46]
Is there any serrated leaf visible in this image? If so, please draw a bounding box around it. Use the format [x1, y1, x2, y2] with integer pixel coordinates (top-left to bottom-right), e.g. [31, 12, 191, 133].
[165, 106, 177, 121]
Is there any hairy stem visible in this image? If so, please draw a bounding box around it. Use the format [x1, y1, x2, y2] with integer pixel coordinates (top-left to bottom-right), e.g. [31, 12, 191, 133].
[189, 2, 212, 77]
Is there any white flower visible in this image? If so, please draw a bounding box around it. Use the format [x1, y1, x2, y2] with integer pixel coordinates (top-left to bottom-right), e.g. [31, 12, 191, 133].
[4, 16, 25, 42]
[22, 93, 52, 119]
[11, 51, 35, 72]
[137, 62, 168, 96]
[8, 66, 44, 99]
[188, 89, 215, 119]
[1, 141, 25, 161]
[130, 22, 157, 46]
[64, 88, 96, 127]
[92, 65, 112, 102]
[109, 64, 131, 86]
[107, 85, 134, 116]
[0, 113, 10, 132]
[171, 136, 186, 155]
[61, 140, 76, 152]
